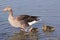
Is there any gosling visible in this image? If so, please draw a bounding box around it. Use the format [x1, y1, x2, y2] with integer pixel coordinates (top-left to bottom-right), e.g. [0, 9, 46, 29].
[42, 24, 55, 32]
[29, 27, 38, 32]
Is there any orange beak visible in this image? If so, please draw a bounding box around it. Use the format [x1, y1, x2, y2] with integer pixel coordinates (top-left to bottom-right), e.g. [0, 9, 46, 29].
[3, 9, 6, 13]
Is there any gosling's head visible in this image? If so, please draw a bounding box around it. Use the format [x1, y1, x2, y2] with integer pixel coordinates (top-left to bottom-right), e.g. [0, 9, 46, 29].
[3, 6, 12, 12]
[42, 24, 47, 29]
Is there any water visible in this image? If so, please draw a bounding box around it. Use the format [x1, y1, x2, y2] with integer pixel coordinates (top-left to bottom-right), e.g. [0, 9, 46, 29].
[0, 0, 60, 40]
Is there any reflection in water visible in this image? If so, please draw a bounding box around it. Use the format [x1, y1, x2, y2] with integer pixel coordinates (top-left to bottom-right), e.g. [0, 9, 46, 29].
[9, 30, 39, 40]
[8, 30, 59, 40]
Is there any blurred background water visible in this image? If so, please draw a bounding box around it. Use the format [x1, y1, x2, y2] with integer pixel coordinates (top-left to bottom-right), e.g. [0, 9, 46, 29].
[0, 0, 60, 40]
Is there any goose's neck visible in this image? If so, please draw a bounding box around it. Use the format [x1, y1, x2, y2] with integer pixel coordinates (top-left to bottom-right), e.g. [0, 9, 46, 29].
[9, 9, 13, 17]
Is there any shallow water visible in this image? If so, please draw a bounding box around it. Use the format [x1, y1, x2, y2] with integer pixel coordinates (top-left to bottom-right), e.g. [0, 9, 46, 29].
[0, 0, 60, 40]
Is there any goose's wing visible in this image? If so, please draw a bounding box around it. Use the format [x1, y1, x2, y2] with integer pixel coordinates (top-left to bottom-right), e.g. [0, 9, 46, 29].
[16, 15, 39, 22]
[16, 15, 30, 21]
[27, 16, 39, 22]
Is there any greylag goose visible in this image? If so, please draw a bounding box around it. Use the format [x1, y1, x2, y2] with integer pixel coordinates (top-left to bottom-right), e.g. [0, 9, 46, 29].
[42, 24, 55, 32]
[3, 6, 41, 32]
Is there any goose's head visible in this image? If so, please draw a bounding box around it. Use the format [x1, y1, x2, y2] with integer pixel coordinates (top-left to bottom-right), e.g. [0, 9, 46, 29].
[3, 6, 12, 12]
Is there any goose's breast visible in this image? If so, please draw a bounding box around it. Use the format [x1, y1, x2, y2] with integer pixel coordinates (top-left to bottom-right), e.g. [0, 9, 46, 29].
[8, 17, 21, 28]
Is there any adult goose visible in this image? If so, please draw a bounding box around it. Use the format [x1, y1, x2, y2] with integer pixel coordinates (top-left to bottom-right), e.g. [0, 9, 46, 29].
[3, 6, 41, 32]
